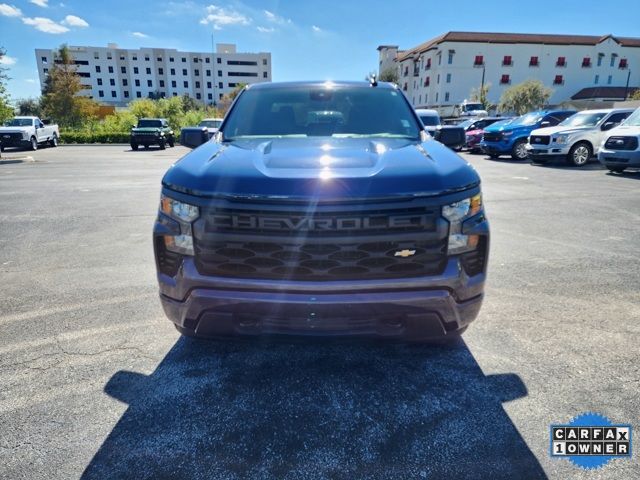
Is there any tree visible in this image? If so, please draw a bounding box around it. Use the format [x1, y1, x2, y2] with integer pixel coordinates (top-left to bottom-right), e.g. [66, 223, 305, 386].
[470, 82, 493, 111]
[630, 89, 640, 101]
[378, 67, 399, 84]
[217, 83, 247, 113]
[498, 79, 553, 115]
[40, 44, 99, 128]
[0, 47, 13, 123]
[16, 98, 42, 116]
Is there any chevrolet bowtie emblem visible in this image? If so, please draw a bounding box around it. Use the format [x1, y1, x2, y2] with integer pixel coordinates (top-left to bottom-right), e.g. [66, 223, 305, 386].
[394, 249, 416, 258]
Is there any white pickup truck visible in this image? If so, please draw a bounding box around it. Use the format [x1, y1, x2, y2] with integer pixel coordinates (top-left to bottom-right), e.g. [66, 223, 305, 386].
[435, 101, 488, 120]
[0, 116, 60, 151]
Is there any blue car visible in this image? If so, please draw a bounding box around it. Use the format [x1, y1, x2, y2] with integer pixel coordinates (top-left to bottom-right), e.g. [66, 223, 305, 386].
[480, 110, 576, 160]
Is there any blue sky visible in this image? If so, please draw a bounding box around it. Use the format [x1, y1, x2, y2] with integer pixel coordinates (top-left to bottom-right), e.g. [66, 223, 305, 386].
[1, 0, 639, 100]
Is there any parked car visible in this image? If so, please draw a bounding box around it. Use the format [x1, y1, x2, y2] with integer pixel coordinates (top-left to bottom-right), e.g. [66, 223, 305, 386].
[598, 107, 640, 173]
[480, 110, 576, 160]
[130, 118, 175, 150]
[154, 81, 489, 342]
[415, 108, 466, 150]
[198, 118, 224, 138]
[458, 117, 510, 151]
[0, 116, 59, 151]
[527, 108, 634, 166]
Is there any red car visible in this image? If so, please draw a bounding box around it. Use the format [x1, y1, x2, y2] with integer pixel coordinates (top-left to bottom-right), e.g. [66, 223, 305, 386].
[458, 117, 510, 152]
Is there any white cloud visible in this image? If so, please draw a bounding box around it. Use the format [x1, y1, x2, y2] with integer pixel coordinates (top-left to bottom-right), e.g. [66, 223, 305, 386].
[132, 31, 148, 38]
[22, 17, 69, 34]
[30, 0, 48, 7]
[0, 3, 22, 17]
[312, 25, 322, 33]
[199, 5, 250, 30]
[26, 79, 36, 83]
[264, 9, 290, 25]
[0, 55, 17, 65]
[62, 14, 88, 27]
[256, 26, 274, 33]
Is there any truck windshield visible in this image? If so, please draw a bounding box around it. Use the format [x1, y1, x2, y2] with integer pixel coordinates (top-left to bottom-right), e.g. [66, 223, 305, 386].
[4, 118, 33, 127]
[512, 113, 541, 126]
[559, 112, 607, 127]
[463, 104, 483, 111]
[199, 120, 222, 128]
[620, 108, 640, 126]
[138, 120, 163, 128]
[419, 115, 440, 126]
[222, 85, 422, 140]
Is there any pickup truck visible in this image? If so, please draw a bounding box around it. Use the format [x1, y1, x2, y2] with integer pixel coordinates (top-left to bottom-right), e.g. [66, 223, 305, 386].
[198, 118, 224, 138]
[415, 109, 466, 150]
[0, 116, 60, 151]
[154, 81, 489, 342]
[436, 101, 488, 120]
[598, 107, 640, 173]
[526, 108, 634, 166]
[480, 110, 576, 160]
[130, 118, 175, 150]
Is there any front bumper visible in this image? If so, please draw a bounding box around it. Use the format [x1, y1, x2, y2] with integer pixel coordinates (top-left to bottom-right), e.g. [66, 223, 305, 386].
[0, 135, 29, 148]
[525, 143, 569, 161]
[480, 141, 511, 155]
[158, 255, 486, 340]
[131, 135, 163, 145]
[598, 148, 640, 167]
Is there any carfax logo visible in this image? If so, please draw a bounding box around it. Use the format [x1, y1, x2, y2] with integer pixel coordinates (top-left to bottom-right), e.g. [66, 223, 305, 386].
[550, 412, 632, 470]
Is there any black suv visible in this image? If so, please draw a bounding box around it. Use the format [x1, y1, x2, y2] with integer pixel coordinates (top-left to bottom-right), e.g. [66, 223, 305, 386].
[131, 118, 175, 150]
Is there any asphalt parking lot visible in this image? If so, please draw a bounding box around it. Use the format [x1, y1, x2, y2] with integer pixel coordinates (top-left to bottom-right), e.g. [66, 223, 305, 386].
[0, 144, 639, 479]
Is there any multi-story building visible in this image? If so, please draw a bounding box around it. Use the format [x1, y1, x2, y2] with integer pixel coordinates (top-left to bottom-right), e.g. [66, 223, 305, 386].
[35, 43, 271, 107]
[378, 32, 640, 109]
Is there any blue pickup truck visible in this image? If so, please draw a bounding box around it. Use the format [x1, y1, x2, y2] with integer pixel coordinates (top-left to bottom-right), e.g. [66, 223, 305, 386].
[480, 110, 576, 160]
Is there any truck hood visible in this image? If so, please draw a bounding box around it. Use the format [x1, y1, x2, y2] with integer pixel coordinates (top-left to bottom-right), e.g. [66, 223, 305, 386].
[530, 125, 592, 137]
[0, 126, 30, 133]
[162, 137, 480, 200]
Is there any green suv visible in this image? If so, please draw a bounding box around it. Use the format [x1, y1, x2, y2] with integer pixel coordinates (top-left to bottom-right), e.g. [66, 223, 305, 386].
[130, 118, 175, 150]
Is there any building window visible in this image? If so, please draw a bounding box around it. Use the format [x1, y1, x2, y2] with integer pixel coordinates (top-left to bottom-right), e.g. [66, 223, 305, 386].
[133, 67, 139, 74]
[445, 92, 450, 102]
[95, 65, 101, 73]
[594, 75, 599, 84]
[619, 58, 628, 69]
[107, 53, 112, 60]
[403, 82, 407, 91]
[147, 80, 152, 87]
[169, 57, 174, 62]
[158, 68, 164, 75]
[43, 68, 48, 74]
[582, 57, 591, 68]
[111, 91, 116, 98]
[159, 80, 165, 87]
[218, 70, 222, 76]
[207, 81, 212, 88]
[205, 57, 210, 64]
[502, 55, 512, 66]
[474, 55, 484, 66]
[136, 91, 142, 98]
[109, 78, 115, 86]
[424, 76, 430, 87]
[194, 69, 200, 76]
[195, 81, 201, 88]
[181, 57, 186, 63]
[144, 56, 149, 61]
[123, 79, 128, 86]
[217, 57, 221, 64]
[207, 93, 213, 100]
[437, 53, 442, 65]
[93, 52, 99, 60]
[183, 81, 188, 88]
[553, 75, 564, 85]
[426, 58, 431, 70]
[171, 80, 176, 88]
[108, 66, 114, 73]
[447, 52, 454, 64]
[193, 58, 198, 63]
[218, 82, 223, 88]
[263, 58, 267, 65]
[500, 74, 510, 84]
[135, 79, 140, 87]
[120, 56, 125, 61]
[196, 93, 201, 100]
[146, 67, 151, 74]
[556, 57, 566, 67]
[121, 66, 127, 74]
[157, 57, 162, 62]
[182, 69, 187, 75]
[124, 91, 129, 98]
[435, 92, 439, 102]
[446, 73, 451, 83]
[403, 66, 409, 77]
[437, 74, 440, 84]
[132, 55, 137, 61]
[263, 71, 267, 78]
[170, 68, 175, 75]
[97, 78, 103, 86]
[607, 75, 612, 85]
[98, 90, 104, 97]
[597, 54, 603, 67]
[206, 70, 211, 76]
[529, 56, 539, 67]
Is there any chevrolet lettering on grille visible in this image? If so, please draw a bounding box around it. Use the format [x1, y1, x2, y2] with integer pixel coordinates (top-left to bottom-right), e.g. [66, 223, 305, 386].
[210, 214, 430, 231]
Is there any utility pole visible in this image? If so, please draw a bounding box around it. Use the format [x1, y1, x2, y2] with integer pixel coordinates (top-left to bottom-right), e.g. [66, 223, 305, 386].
[623, 69, 631, 100]
[480, 64, 486, 107]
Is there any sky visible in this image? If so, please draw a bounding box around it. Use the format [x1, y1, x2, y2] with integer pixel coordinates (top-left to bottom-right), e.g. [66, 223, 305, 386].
[1, 0, 640, 100]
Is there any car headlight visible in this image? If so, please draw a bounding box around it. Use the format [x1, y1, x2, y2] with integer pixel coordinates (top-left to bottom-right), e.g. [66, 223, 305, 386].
[554, 134, 569, 144]
[159, 194, 199, 255]
[443, 193, 482, 254]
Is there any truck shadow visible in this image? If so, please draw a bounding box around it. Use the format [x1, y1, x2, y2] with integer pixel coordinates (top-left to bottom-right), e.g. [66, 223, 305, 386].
[82, 337, 547, 480]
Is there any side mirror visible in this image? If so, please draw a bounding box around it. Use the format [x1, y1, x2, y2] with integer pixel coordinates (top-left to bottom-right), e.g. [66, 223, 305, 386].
[180, 127, 209, 149]
[540, 121, 551, 127]
[601, 121, 617, 131]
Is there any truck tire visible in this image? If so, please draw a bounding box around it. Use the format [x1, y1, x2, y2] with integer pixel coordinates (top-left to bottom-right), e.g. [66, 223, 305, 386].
[567, 142, 592, 167]
[159, 139, 166, 150]
[488, 153, 500, 159]
[49, 134, 58, 148]
[131, 143, 139, 151]
[168, 137, 175, 148]
[607, 166, 626, 173]
[29, 136, 38, 151]
[144, 144, 150, 150]
[511, 139, 528, 160]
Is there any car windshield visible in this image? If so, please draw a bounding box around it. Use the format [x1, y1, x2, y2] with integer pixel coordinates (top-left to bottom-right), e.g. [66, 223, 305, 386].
[199, 120, 222, 128]
[512, 113, 542, 126]
[463, 104, 483, 111]
[559, 112, 607, 127]
[138, 119, 162, 128]
[5, 118, 33, 127]
[221, 85, 422, 140]
[419, 115, 440, 126]
[621, 108, 640, 126]
[457, 119, 475, 129]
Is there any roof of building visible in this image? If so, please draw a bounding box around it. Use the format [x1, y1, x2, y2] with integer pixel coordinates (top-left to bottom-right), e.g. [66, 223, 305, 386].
[571, 86, 640, 100]
[397, 32, 640, 62]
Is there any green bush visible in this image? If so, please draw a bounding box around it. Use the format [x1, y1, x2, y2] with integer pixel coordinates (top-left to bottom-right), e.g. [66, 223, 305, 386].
[60, 131, 130, 144]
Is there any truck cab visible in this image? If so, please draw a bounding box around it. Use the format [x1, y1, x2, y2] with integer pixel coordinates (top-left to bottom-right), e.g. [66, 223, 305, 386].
[480, 110, 576, 160]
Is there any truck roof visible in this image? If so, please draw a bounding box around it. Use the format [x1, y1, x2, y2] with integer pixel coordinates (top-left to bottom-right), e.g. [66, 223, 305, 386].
[246, 81, 398, 90]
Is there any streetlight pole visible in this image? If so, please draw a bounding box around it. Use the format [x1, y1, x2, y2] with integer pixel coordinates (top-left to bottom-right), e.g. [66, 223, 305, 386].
[211, 34, 217, 109]
[624, 69, 631, 100]
[480, 64, 486, 107]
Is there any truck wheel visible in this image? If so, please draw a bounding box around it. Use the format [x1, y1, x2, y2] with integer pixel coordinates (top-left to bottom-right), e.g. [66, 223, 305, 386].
[144, 144, 150, 150]
[567, 142, 592, 167]
[488, 153, 500, 159]
[168, 137, 175, 148]
[511, 139, 528, 160]
[131, 143, 139, 151]
[159, 139, 166, 150]
[49, 134, 58, 148]
[607, 166, 626, 173]
[530, 157, 548, 165]
[29, 136, 38, 151]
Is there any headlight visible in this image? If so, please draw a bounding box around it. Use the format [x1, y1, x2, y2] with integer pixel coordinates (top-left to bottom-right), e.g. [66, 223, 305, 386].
[443, 193, 482, 254]
[554, 134, 569, 144]
[159, 194, 199, 255]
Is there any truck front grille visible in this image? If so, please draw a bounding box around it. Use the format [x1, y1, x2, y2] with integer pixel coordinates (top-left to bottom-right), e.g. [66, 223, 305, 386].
[193, 200, 449, 281]
[482, 132, 502, 142]
[605, 136, 638, 151]
[530, 135, 550, 145]
[1, 132, 23, 141]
